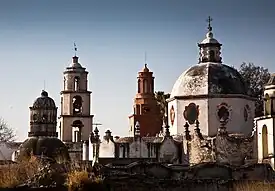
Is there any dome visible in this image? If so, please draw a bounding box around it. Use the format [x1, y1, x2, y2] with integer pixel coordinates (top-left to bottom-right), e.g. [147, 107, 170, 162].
[170, 62, 248, 97]
[200, 31, 220, 44]
[18, 137, 70, 161]
[70, 56, 82, 68]
[32, 90, 56, 109]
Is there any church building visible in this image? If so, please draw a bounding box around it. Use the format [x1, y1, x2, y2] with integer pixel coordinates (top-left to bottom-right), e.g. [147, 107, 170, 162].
[168, 17, 255, 137]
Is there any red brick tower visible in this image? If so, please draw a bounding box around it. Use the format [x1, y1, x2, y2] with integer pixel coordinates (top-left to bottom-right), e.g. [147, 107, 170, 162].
[129, 64, 162, 137]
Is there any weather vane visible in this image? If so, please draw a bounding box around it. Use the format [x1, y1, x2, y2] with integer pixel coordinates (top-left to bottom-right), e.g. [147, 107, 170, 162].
[206, 16, 213, 32]
[73, 42, 77, 56]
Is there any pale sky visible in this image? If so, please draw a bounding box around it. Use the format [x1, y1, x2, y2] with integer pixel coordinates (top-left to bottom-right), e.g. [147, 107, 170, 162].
[0, 0, 274, 141]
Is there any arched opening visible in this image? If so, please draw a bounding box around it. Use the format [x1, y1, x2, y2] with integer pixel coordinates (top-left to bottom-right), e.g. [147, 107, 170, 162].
[72, 95, 83, 115]
[136, 105, 140, 115]
[42, 114, 48, 122]
[137, 79, 141, 93]
[63, 77, 66, 89]
[72, 120, 83, 142]
[143, 79, 148, 93]
[74, 77, 80, 91]
[262, 125, 268, 159]
[265, 93, 271, 115]
[209, 50, 215, 61]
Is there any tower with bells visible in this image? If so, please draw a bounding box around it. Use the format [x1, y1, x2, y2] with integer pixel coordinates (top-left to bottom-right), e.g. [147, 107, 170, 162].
[128, 63, 162, 137]
[59, 47, 94, 143]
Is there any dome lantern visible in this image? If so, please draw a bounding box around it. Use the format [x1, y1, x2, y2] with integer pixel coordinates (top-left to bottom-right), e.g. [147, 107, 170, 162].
[198, 16, 222, 64]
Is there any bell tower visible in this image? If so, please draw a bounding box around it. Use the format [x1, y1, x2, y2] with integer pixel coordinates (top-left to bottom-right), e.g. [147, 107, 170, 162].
[128, 64, 162, 137]
[59, 54, 94, 142]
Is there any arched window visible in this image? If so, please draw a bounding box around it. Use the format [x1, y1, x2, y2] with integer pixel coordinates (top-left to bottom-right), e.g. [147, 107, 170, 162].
[137, 79, 141, 93]
[262, 125, 268, 159]
[72, 95, 83, 115]
[143, 79, 148, 93]
[136, 105, 140, 115]
[64, 77, 66, 89]
[265, 93, 271, 115]
[72, 120, 83, 142]
[209, 50, 215, 61]
[74, 77, 80, 91]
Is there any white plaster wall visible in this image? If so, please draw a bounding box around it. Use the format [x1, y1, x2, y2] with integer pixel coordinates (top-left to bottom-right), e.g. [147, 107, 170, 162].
[264, 85, 275, 97]
[0, 143, 19, 160]
[208, 98, 255, 136]
[168, 99, 178, 135]
[99, 140, 115, 158]
[129, 139, 148, 158]
[159, 138, 178, 162]
[257, 118, 274, 166]
[176, 99, 208, 135]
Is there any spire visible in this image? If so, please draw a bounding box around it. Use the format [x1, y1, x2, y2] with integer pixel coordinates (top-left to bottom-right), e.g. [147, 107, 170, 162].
[198, 16, 222, 64]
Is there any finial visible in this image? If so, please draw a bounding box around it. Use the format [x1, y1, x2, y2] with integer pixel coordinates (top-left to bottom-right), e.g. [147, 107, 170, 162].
[73, 42, 78, 56]
[206, 16, 213, 32]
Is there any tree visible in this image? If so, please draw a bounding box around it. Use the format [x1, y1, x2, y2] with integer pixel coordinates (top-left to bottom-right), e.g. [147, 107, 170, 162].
[0, 118, 15, 142]
[155, 91, 171, 124]
[238, 62, 271, 117]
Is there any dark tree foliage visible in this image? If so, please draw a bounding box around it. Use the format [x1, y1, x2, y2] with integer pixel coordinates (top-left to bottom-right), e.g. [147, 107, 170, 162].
[238, 62, 271, 117]
[155, 91, 171, 124]
[0, 117, 15, 142]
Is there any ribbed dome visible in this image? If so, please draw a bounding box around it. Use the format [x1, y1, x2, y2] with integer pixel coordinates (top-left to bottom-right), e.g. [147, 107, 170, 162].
[32, 90, 56, 109]
[170, 62, 248, 97]
[18, 137, 70, 161]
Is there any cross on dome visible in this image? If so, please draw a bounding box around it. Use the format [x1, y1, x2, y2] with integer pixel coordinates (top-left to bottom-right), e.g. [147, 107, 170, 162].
[206, 16, 213, 32]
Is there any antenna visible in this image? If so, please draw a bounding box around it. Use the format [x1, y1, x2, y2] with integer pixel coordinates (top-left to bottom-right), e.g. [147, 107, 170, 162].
[144, 51, 147, 64]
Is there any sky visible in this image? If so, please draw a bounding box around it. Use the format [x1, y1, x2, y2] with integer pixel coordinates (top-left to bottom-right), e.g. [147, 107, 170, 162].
[0, 0, 274, 141]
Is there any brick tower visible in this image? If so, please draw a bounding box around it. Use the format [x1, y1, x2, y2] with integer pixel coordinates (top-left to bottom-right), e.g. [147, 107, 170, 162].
[128, 64, 162, 137]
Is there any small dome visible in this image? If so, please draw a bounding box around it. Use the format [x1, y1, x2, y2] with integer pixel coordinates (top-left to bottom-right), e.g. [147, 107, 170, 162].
[32, 90, 56, 109]
[70, 56, 82, 68]
[200, 31, 220, 44]
[18, 137, 70, 161]
[170, 62, 248, 97]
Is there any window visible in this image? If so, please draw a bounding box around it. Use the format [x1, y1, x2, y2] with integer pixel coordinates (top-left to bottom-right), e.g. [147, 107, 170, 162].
[137, 79, 141, 93]
[72, 96, 83, 115]
[262, 125, 268, 159]
[265, 94, 271, 115]
[209, 50, 215, 61]
[143, 79, 148, 93]
[136, 105, 140, 115]
[74, 77, 80, 91]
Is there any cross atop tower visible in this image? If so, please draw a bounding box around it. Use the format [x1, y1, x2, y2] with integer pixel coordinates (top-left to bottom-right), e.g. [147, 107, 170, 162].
[73, 42, 78, 56]
[206, 16, 213, 32]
